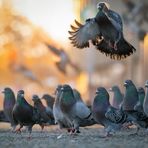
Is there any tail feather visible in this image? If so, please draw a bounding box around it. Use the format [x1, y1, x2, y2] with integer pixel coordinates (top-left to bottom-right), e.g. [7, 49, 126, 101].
[95, 37, 136, 60]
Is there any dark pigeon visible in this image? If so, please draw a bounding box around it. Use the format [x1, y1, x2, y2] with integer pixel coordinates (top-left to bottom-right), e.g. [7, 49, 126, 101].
[143, 81, 148, 117]
[69, 2, 136, 60]
[109, 85, 123, 109]
[2, 87, 16, 130]
[0, 110, 9, 122]
[92, 87, 127, 137]
[32, 95, 55, 128]
[134, 87, 145, 112]
[12, 90, 40, 137]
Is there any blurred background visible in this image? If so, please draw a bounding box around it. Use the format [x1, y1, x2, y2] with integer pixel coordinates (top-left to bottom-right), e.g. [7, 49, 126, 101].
[0, 0, 147, 107]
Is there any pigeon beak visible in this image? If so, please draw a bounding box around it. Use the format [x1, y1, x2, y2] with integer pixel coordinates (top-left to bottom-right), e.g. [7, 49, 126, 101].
[108, 88, 112, 91]
[124, 82, 127, 86]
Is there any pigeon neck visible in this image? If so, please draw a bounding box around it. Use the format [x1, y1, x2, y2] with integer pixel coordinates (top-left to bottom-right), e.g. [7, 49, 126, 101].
[139, 93, 145, 105]
[113, 90, 123, 102]
[17, 96, 26, 106]
[4, 92, 15, 101]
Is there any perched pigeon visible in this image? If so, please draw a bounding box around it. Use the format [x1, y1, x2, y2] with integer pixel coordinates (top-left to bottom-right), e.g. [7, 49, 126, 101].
[72, 89, 97, 126]
[143, 81, 148, 117]
[59, 85, 92, 133]
[92, 87, 127, 137]
[123, 81, 148, 133]
[12, 90, 40, 137]
[2, 87, 16, 130]
[69, 2, 136, 60]
[53, 85, 72, 131]
[134, 87, 145, 112]
[41, 94, 55, 118]
[109, 85, 123, 109]
[122, 80, 139, 111]
[32, 95, 55, 128]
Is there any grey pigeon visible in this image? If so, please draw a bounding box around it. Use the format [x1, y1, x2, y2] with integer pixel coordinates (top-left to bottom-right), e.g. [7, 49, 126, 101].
[53, 85, 72, 131]
[59, 84, 92, 133]
[143, 81, 148, 117]
[2, 87, 16, 130]
[109, 85, 123, 109]
[122, 80, 139, 111]
[32, 95, 55, 128]
[41, 94, 55, 118]
[12, 90, 40, 137]
[69, 2, 136, 60]
[92, 87, 127, 137]
[123, 81, 148, 133]
[134, 87, 145, 112]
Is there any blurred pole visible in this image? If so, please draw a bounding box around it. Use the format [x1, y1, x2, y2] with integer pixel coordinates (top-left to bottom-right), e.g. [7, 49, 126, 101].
[144, 34, 148, 81]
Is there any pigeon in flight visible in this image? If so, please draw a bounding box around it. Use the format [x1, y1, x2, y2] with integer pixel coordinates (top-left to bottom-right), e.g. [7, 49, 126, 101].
[69, 2, 136, 60]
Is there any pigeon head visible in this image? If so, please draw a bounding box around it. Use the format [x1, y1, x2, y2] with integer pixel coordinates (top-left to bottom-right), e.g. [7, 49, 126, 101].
[60, 84, 75, 105]
[109, 85, 119, 92]
[145, 80, 148, 88]
[54, 85, 62, 95]
[138, 87, 145, 94]
[17, 90, 24, 98]
[124, 80, 134, 87]
[2, 87, 15, 99]
[41, 94, 54, 107]
[95, 87, 109, 102]
[2, 87, 13, 94]
[32, 95, 40, 102]
[97, 2, 109, 12]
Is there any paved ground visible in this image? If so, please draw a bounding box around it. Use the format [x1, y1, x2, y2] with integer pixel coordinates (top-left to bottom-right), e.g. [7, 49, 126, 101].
[0, 123, 148, 148]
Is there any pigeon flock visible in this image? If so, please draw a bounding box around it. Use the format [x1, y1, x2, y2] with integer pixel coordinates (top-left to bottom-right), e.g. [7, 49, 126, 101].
[1, 80, 148, 138]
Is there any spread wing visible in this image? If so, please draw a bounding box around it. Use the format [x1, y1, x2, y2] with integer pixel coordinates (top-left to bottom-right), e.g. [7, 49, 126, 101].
[69, 19, 101, 48]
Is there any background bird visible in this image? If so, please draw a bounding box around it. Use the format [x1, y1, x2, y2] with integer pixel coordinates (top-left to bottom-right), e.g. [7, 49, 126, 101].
[69, 2, 136, 60]
[109, 85, 123, 109]
[92, 87, 127, 137]
[12, 90, 40, 138]
[2, 87, 16, 131]
[143, 81, 148, 117]
[41, 94, 55, 118]
[0, 110, 9, 123]
[59, 84, 92, 133]
[32, 95, 55, 129]
[134, 87, 145, 112]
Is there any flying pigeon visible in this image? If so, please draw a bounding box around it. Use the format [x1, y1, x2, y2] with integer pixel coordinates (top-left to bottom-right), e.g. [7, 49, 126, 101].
[32, 95, 55, 128]
[69, 2, 136, 60]
[2, 87, 16, 131]
[134, 87, 145, 112]
[12, 90, 40, 137]
[143, 81, 148, 117]
[109, 85, 123, 109]
[59, 84, 92, 133]
[92, 87, 128, 137]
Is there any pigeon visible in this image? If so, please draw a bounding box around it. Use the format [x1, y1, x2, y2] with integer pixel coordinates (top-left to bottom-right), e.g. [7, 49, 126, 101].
[122, 80, 139, 111]
[53, 85, 72, 131]
[41, 94, 55, 118]
[12, 90, 40, 137]
[72, 89, 97, 126]
[32, 95, 55, 128]
[134, 87, 145, 112]
[92, 87, 128, 137]
[123, 80, 148, 133]
[143, 81, 148, 117]
[2, 87, 16, 130]
[59, 84, 92, 133]
[109, 85, 123, 109]
[69, 2, 136, 60]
